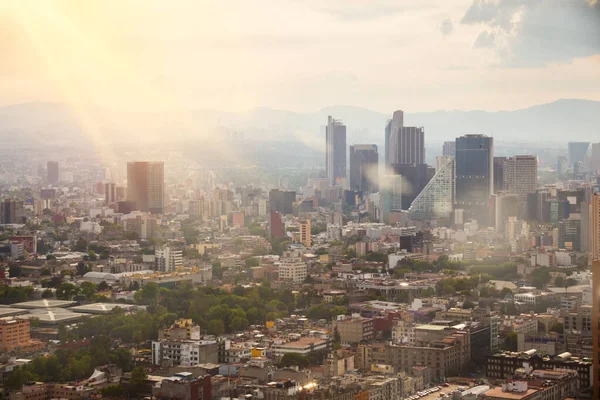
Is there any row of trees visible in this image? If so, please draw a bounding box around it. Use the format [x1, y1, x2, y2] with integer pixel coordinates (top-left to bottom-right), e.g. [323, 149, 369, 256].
[0, 285, 34, 304]
[4, 335, 133, 390]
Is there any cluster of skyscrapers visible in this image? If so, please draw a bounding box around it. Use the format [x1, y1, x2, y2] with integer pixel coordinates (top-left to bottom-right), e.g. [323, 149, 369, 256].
[324, 111, 542, 228]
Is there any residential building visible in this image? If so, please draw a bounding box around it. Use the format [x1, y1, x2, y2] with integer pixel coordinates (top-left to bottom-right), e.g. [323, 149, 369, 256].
[387, 336, 469, 381]
[127, 161, 165, 214]
[278, 258, 307, 282]
[152, 376, 211, 400]
[455, 134, 494, 225]
[486, 350, 592, 389]
[155, 246, 183, 272]
[0, 318, 41, 353]
[1, 200, 24, 224]
[151, 339, 219, 367]
[349, 144, 379, 193]
[298, 219, 311, 247]
[333, 315, 375, 343]
[271, 337, 330, 357]
[159, 319, 201, 340]
[326, 115, 347, 185]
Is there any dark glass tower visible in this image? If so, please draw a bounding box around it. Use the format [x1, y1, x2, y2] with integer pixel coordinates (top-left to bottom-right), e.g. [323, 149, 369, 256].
[455, 134, 494, 225]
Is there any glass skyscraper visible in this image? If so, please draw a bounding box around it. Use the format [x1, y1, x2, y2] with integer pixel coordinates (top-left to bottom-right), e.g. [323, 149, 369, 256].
[455, 134, 493, 225]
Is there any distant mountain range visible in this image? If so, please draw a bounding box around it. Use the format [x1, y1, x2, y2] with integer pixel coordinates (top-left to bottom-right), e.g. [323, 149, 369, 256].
[0, 99, 598, 148]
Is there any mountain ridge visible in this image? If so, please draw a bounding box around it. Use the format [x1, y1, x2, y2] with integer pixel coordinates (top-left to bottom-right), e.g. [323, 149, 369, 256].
[0, 98, 598, 146]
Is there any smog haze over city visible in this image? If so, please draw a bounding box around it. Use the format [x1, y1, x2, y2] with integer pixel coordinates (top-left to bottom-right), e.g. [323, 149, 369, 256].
[0, 1, 600, 400]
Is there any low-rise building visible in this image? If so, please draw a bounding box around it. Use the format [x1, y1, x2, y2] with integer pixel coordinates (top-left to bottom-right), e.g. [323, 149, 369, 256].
[333, 315, 375, 343]
[151, 340, 219, 367]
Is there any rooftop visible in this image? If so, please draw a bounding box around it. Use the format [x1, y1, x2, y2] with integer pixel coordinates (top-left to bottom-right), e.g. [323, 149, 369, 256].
[18, 308, 90, 324]
[415, 324, 447, 331]
[484, 387, 538, 400]
[10, 299, 76, 309]
[0, 307, 29, 318]
[69, 303, 135, 314]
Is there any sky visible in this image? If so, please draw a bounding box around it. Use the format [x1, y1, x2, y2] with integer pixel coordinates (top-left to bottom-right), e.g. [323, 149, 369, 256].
[1, 0, 600, 113]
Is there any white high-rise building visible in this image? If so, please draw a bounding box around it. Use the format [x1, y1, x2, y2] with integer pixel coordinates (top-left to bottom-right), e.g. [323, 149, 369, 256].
[278, 258, 307, 282]
[155, 246, 183, 272]
[326, 116, 347, 185]
[504, 155, 538, 213]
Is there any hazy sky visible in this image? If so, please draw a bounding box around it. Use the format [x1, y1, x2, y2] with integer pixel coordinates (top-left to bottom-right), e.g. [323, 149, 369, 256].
[2, 0, 600, 113]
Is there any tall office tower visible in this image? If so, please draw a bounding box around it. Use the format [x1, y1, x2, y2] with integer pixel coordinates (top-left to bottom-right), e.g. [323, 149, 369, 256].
[591, 143, 600, 174]
[504, 155, 538, 215]
[388, 110, 424, 165]
[442, 141, 456, 157]
[47, 161, 59, 184]
[349, 144, 379, 193]
[455, 134, 494, 225]
[568, 142, 590, 167]
[379, 175, 403, 223]
[155, 246, 183, 272]
[408, 157, 454, 220]
[1, 200, 24, 224]
[298, 219, 311, 247]
[105, 183, 117, 204]
[127, 162, 165, 214]
[384, 119, 392, 167]
[326, 116, 347, 185]
[493, 157, 507, 194]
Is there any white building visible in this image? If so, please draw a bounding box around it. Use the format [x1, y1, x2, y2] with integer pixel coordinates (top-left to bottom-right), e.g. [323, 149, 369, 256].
[80, 221, 103, 234]
[327, 224, 342, 241]
[155, 246, 183, 272]
[257, 199, 268, 216]
[392, 320, 415, 345]
[151, 339, 218, 367]
[278, 258, 307, 282]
